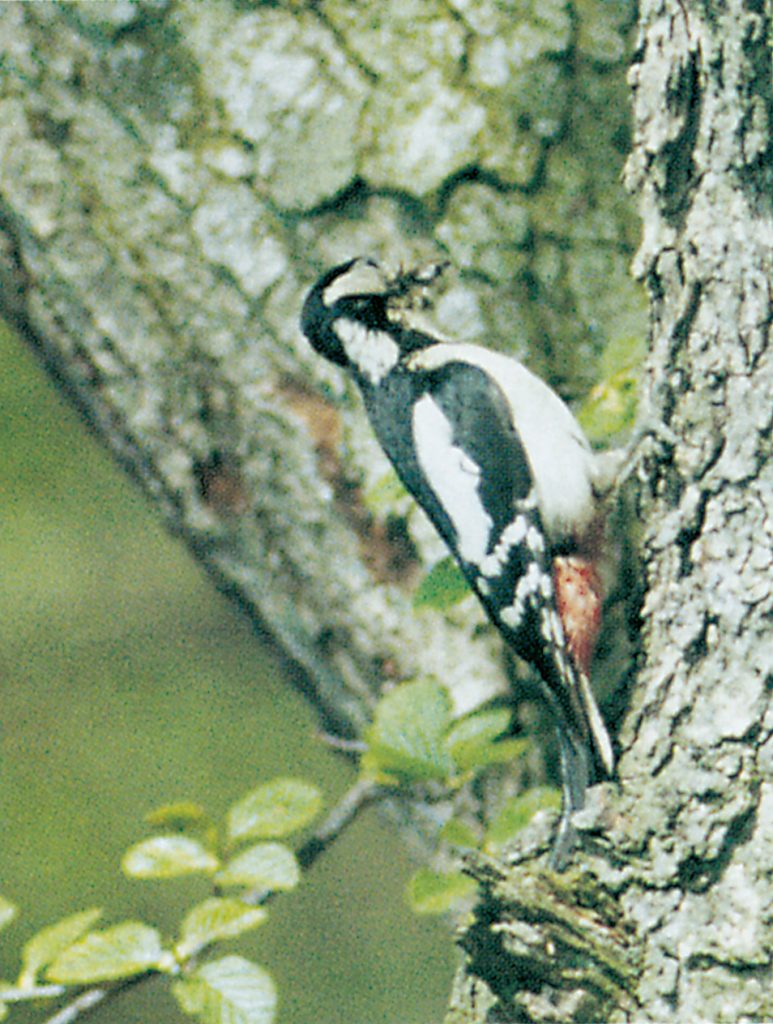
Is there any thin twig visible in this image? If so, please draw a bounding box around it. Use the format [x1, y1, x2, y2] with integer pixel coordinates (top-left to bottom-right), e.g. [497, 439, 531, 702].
[0, 986, 65, 1002]
[297, 776, 385, 871]
[42, 988, 109, 1024]
[41, 973, 156, 1024]
[240, 777, 387, 905]
[315, 729, 367, 754]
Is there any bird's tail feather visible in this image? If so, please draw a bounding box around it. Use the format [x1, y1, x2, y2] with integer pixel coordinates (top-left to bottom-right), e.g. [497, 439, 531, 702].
[550, 672, 612, 870]
[576, 670, 614, 777]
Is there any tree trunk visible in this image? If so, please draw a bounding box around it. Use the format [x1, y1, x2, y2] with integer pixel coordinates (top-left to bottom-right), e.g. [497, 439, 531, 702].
[450, 1, 773, 1020]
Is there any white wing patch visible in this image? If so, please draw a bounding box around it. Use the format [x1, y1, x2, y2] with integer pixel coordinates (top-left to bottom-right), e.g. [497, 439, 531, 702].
[479, 515, 529, 578]
[412, 394, 493, 565]
[408, 344, 596, 544]
[333, 318, 399, 385]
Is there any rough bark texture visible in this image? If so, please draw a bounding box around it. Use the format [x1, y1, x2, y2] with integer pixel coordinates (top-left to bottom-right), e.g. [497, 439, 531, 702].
[620, 0, 773, 1016]
[449, 1, 773, 1021]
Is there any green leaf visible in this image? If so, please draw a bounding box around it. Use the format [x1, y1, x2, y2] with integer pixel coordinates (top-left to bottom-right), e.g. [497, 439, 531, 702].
[0, 1002, 6, 1021]
[227, 779, 322, 845]
[438, 818, 480, 850]
[599, 331, 646, 379]
[122, 836, 220, 879]
[466, 736, 531, 768]
[46, 923, 164, 984]
[363, 679, 453, 783]
[406, 869, 476, 915]
[484, 787, 562, 850]
[145, 802, 208, 831]
[173, 955, 276, 1024]
[176, 900, 267, 961]
[18, 909, 102, 988]
[216, 843, 299, 893]
[446, 707, 519, 771]
[413, 557, 470, 610]
[0, 897, 17, 934]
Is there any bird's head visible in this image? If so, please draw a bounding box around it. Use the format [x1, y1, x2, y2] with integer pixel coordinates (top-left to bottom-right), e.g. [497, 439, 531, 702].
[301, 257, 449, 385]
[300, 258, 391, 369]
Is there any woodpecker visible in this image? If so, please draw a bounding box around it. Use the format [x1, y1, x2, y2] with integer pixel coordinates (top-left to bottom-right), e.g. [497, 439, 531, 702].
[301, 257, 614, 868]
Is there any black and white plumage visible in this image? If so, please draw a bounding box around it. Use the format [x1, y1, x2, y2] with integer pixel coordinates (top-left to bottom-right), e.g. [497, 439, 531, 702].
[301, 257, 614, 868]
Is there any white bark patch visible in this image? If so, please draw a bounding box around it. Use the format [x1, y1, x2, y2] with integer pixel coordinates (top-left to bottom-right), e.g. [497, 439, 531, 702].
[412, 393, 493, 565]
[333, 318, 399, 385]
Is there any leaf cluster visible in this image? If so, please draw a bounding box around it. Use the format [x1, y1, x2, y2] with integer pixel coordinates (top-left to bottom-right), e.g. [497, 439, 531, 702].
[0, 778, 322, 1024]
[0, 682, 567, 1020]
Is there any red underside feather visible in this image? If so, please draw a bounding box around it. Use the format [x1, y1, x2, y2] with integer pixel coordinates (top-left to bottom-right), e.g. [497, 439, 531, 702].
[553, 555, 603, 678]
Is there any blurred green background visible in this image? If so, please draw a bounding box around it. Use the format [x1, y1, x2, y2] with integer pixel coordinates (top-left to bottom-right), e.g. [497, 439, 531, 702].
[0, 319, 454, 1023]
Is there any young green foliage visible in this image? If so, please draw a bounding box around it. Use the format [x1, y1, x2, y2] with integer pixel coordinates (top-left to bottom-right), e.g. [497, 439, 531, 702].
[0, 897, 17, 934]
[18, 909, 103, 989]
[362, 679, 522, 786]
[578, 333, 644, 443]
[445, 707, 529, 772]
[407, 868, 477, 915]
[175, 900, 268, 961]
[215, 843, 300, 892]
[145, 801, 209, 830]
[45, 922, 167, 984]
[173, 955, 276, 1024]
[484, 787, 563, 851]
[438, 817, 480, 850]
[226, 778, 322, 845]
[0, 775, 326, 1024]
[122, 836, 220, 880]
[404, 784, 563, 917]
[363, 468, 410, 513]
[363, 683, 564, 916]
[413, 556, 471, 610]
[362, 679, 455, 783]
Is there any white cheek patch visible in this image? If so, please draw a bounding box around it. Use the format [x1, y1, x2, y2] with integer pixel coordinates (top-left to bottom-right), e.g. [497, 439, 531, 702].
[333, 318, 399, 385]
[412, 394, 493, 565]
